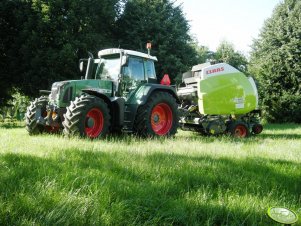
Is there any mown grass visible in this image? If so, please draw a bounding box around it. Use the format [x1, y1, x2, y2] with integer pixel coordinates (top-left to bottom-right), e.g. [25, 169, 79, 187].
[0, 123, 300, 225]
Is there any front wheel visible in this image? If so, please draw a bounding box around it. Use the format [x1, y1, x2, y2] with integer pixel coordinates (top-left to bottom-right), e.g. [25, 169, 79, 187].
[134, 92, 178, 137]
[25, 96, 48, 135]
[63, 94, 111, 138]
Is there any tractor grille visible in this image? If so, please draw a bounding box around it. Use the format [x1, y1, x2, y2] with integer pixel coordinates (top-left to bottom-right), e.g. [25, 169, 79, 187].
[62, 87, 73, 103]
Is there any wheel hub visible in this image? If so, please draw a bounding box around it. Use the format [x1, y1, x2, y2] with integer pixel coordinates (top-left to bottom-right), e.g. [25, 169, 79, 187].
[87, 117, 95, 128]
[153, 114, 159, 123]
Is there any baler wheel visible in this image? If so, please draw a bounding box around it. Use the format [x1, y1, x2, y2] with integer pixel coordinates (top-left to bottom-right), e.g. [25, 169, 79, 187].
[63, 94, 110, 138]
[252, 124, 263, 135]
[25, 96, 48, 135]
[134, 92, 178, 137]
[229, 121, 250, 138]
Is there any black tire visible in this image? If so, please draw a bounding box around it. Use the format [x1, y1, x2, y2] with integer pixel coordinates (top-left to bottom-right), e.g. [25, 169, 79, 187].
[25, 96, 48, 135]
[63, 94, 111, 138]
[134, 91, 178, 137]
[228, 121, 250, 138]
[252, 123, 263, 135]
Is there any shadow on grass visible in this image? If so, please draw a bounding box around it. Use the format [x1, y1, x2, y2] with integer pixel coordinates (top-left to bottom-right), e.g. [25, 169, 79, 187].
[0, 149, 300, 225]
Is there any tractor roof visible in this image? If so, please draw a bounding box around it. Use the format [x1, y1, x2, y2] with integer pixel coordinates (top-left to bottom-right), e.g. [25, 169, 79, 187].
[98, 48, 158, 61]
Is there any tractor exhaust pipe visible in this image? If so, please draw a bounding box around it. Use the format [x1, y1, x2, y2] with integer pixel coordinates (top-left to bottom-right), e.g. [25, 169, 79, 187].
[146, 42, 151, 55]
[85, 52, 94, 80]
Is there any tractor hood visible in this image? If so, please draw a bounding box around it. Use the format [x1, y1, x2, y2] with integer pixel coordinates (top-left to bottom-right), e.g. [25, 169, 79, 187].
[49, 79, 113, 108]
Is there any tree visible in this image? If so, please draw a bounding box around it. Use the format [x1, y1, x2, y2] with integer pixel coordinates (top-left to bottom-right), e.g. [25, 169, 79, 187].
[194, 44, 212, 64]
[215, 40, 248, 72]
[1, 0, 198, 104]
[0, 0, 121, 105]
[249, 0, 301, 123]
[0, 0, 27, 105]
[115, 0, 198, 82]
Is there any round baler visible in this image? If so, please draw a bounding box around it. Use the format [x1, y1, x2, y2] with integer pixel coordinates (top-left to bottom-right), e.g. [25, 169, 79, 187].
[177, 62, 263, 137]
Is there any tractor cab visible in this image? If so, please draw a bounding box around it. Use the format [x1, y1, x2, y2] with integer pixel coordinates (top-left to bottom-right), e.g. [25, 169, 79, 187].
[98, 49, 158, 97]
[80, 48, 158, 98]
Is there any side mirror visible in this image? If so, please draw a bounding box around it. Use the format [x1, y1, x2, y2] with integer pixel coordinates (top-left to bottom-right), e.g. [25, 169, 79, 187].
[121, 55, 128, 66]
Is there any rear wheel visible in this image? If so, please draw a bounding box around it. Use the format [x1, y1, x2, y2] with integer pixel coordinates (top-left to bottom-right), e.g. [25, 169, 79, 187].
[134, 92, 178, 137]
[25, 96, 48, 135]
[229, 121, 249, 138]
[63, 94, 110, 138]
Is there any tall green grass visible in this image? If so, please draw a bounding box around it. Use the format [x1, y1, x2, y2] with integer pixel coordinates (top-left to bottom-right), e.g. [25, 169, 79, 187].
[0, 124, 300, 225]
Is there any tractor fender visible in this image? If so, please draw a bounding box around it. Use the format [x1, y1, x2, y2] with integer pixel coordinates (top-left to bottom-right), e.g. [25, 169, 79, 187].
[130, 84, 180, 106]
[81, 89, 125, 128]
[82, 88, 112, 105]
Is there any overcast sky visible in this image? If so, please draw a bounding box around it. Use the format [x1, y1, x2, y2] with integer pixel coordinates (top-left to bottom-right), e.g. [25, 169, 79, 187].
[179, 0, 281, 54]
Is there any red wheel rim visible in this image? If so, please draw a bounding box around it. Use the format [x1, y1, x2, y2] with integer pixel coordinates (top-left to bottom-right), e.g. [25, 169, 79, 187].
[234, 125, 247, 137]
[85, 108, 104, 138]
[151, 103, 173, 135]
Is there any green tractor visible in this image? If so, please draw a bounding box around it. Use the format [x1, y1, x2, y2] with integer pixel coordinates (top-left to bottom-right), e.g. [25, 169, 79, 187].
[25, 47, 179, 138]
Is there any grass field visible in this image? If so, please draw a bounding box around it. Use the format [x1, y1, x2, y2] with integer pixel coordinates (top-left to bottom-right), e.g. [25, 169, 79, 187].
[0, 123, 300, 225]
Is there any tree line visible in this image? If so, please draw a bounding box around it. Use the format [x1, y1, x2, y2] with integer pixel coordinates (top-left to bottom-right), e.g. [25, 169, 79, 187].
[1, 0, 300, 123]
[249, 0, 301, 123]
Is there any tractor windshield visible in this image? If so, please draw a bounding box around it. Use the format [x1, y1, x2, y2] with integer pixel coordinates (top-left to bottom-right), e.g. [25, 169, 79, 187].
[94, 54, 120, 80]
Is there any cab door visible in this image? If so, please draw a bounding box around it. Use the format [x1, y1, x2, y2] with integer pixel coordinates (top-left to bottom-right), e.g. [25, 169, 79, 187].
[121, 57, 146, 98]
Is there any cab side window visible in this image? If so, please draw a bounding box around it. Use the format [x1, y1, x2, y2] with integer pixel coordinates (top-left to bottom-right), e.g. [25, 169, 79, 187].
[125, 57, 145, 81]
[145, 60, 156, 79]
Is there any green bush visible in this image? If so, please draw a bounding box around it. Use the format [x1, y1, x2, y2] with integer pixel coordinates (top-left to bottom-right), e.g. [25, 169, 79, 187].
[262, 92, 301, 123]
[0, 90, 30, 121]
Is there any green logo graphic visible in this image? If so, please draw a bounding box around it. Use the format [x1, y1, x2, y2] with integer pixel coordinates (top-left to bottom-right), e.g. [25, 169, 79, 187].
[267, 207, 298, 224]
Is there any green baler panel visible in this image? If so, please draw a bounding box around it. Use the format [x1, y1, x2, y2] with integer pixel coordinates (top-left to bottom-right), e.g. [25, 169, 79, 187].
[198, 73, 256, 115]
